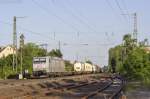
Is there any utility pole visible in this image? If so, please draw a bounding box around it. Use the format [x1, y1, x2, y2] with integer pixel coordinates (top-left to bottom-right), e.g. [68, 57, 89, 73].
[12, 16, 26, 72]
[20, 34, 24, 75]
[122, 12, 138, 43]
[13, 16, 17, 71]
[133, 13, 138, 44]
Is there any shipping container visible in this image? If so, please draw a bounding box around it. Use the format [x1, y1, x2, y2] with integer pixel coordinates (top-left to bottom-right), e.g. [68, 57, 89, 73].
[74, 62, 84, 72]
[84, 63, 93, 72]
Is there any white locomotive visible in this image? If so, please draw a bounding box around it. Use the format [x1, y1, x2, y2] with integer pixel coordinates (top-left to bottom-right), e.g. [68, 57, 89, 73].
[33, 56, 65, 76]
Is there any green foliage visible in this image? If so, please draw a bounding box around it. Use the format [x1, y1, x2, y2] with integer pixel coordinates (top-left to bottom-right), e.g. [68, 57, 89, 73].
[21, 43, 46, 72]
[109, 45, 123, 72]
[0, 43, 46, 78]
[124, 48, 150, 84]
[64, 60, 74, 71]
[85, 60, 93, 64]
[109, 34, 150, 85]
[48, 49, 63, 58]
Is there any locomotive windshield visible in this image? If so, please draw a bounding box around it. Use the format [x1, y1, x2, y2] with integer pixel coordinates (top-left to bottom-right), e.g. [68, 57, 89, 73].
[33, 58, 46, 63]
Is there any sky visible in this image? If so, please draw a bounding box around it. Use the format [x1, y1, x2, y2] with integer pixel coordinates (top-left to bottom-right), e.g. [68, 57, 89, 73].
[0, 0, 150, 67]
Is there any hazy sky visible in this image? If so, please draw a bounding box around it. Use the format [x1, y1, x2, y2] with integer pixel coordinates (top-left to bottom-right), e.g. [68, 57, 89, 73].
[0, 0, 150, 66]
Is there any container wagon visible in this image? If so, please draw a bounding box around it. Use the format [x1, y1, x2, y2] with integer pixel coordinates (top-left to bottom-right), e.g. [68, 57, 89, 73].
[74, 62, 85, 72]
[33, 56, 65, 77]
[84, 63, 93, 72]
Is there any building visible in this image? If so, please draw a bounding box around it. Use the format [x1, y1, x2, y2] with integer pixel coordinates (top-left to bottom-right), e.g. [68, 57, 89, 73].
[144, 46, 150, 53]
[0, 45, 16, 58]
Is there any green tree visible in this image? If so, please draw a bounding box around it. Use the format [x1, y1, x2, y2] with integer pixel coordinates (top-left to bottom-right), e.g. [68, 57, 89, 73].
[20, 43, 46, 73]
[48, 49, 63, 58]
[86, 60, 93, 64]
[0, 55, 15, 78]
[64, 60, 74, 71]
[123, 34, 132, 46]
[123, 48, 150, 81]
[0, 43, 47, 78]
[109, 34, 150, 84]
[108, 45, 123, 73]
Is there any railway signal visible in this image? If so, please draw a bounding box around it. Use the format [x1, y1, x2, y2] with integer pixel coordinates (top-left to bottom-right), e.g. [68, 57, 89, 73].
[20, 34, 24, 78]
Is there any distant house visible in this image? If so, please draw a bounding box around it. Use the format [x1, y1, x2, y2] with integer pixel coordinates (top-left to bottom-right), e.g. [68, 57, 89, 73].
[144, 46, 150, 53]
[0, 45, 16, 58]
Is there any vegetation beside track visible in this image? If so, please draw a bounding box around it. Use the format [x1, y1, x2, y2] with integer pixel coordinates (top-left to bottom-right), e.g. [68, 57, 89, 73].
[109, 34, 150, 85]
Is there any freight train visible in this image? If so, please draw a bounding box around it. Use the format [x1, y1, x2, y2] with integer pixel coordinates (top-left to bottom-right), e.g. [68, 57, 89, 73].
[32, 56, 101, 77]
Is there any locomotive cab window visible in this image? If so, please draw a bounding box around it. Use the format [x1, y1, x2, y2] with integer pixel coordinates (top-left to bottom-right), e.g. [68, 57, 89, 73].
[33, 58, 46, 63]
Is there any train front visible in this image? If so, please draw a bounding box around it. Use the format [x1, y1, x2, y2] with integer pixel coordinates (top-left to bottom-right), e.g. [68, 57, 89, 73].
[32, 57, 47, 76]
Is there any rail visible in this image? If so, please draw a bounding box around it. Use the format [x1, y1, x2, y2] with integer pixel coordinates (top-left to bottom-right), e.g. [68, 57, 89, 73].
[81, 81, 113, 99]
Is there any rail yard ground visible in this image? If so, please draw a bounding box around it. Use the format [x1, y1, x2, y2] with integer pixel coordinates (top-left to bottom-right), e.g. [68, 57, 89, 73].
[0, 73, 124, 99]
[125, 81, 150, 99]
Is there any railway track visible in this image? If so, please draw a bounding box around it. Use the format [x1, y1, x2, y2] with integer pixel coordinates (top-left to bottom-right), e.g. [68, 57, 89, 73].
[81, 81, 113, 99]
[82, 80, 124, 99]
[0, 74, 99, 88]
[0, 74, 125, 99]
[44, 76, 124, 99]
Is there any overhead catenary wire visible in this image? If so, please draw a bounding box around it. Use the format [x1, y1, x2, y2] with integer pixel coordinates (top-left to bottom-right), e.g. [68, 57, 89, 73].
[114, 0, 128, 22]
[120, 0, 131, 30]
[105, 0, 122, 20]
[0, 19, 115, 45]
[66, 0, 97, 30]
[51, 0, 97, 33]
[0, 19, 114, 54]
[0, 20, 57, 42]
[121, 0, 130, 15]
[0, 20, 110, 36]
[105, 0, 131, 35]
[63, 0, 99, 38]
[31, 0, 80, 32]
[104, 0, 123, 39]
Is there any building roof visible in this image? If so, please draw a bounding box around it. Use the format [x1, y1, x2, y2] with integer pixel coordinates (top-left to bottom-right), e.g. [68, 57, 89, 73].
[0, 47, 5, 53]
[0, 45, 13, 53]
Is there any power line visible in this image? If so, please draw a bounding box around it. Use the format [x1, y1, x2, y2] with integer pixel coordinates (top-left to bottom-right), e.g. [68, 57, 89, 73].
[67, 0, 97, 29]
[0, 19, 113, 48]
[121, 0, 130, 15]
[0, 20, 68, 49]
[114, 0, 128, 22]
[31, 0, 80, 32]
[104, 0, 124, 29]
[53, 0, 97, 33]
[0, 20, 109, 39]
[120, 0, 131, 30]
[62, 43, 114, 47]
[0, 20, 53, 41]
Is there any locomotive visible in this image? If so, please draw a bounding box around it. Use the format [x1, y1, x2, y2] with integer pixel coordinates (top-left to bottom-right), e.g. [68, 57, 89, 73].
[33, 56, 65, 77]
